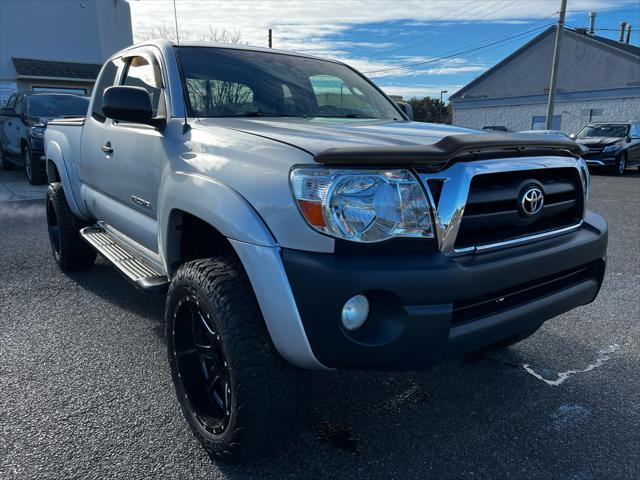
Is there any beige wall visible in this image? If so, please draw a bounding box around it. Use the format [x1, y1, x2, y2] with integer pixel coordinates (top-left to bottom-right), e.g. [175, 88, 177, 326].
[452, 97, 640, 134]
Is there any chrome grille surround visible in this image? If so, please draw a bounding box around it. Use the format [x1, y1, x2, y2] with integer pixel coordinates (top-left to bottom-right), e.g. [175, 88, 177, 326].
[417, 155, 588, 256]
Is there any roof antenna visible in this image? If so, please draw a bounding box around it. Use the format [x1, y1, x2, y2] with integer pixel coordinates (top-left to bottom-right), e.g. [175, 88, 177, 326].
[173, 0, 180, 45]
[172, 0, 190, 133]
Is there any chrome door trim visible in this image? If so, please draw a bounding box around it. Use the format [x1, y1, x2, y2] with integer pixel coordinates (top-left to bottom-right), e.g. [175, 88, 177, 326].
[417, 155, 587, 256]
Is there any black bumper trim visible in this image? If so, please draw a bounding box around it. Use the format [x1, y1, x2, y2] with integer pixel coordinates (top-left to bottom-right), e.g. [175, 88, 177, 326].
[281, 212, 607, 370]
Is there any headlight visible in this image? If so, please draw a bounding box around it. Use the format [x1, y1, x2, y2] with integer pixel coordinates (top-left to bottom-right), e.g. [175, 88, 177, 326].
[290, 168, 433, 243]
[29, 125, 45, 139]
[602, 144, 621, 153]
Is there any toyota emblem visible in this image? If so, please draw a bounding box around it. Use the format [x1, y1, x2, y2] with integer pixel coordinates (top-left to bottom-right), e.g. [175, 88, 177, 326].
[520, 187, 544, 217]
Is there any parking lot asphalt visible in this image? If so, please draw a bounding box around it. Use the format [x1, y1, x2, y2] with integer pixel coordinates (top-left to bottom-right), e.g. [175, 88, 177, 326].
[1, 169, 638, 480]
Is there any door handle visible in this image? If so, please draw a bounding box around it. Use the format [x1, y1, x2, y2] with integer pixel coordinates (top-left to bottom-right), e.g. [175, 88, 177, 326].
[101, 142, 113, 154]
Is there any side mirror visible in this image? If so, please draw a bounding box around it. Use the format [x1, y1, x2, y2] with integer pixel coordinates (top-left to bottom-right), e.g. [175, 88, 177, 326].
[395, 101, 413, 121]
[569, 133, 576, 139]
[103, 86, 163, 128]
[1, 107, 17, 117]
[625, 136, 632, 143]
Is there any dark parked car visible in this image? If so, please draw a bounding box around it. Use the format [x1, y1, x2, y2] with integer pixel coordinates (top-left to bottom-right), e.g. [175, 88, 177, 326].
[0, 92, 89, 184]
[573, 121, 640, 176]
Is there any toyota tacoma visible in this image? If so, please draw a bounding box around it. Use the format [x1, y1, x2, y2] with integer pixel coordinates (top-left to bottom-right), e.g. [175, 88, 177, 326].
[44, 41, 607, 463]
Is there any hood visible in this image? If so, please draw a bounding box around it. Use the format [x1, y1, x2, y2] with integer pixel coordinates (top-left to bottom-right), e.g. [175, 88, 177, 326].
[25, 115, 55, 127]
[577, 137, 623, 148]
[197, 117, 478, 154]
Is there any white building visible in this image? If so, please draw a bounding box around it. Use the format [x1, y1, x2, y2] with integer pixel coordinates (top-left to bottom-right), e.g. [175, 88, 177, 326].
[450, 25, 640, 134]
[0, 0, 133, 104]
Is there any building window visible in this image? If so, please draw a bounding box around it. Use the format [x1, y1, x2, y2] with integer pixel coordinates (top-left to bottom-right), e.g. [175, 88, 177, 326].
[532, 115, 561, 130]
[32, 86, 87, 95]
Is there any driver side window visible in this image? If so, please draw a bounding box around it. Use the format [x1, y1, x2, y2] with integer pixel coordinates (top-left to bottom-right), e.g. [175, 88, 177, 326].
[122, 55, 165, 118]
[630, 124, 640, 138]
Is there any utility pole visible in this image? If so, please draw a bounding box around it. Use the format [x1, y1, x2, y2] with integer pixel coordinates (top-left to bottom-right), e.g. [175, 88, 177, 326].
[268, 29, 272, 48]
[545, 0, 567, 130]
[439, 90, 448, 123]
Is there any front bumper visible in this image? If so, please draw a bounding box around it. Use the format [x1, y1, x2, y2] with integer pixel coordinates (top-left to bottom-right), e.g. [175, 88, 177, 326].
[281, 212, 607, 370]
[581, 152, 618, 167]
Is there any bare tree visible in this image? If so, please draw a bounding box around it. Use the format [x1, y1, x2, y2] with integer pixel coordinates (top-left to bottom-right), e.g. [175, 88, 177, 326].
[141, 26, 250, 116]
[140, 25, 245, 45]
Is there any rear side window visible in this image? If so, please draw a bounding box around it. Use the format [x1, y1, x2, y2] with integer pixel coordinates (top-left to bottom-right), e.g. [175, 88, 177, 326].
[122, 56, 164, 117]
[92, 60, 119, 122]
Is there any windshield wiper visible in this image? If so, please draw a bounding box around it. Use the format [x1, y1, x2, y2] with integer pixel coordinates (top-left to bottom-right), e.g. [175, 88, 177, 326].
[239, 111, 302, 118]
[313, 113, 377, 119]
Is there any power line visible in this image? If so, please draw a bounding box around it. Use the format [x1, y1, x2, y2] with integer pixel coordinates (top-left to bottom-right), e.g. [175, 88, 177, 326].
[374, 0, 495, 53]
[355, 0, 481, 45]
[365, 22, 554, 76]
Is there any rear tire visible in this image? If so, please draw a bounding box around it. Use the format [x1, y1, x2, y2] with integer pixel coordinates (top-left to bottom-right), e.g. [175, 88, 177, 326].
[24, 144, 46, 185]
[0, 144, 15, 170]
[46, 182, 96, 271]
[166, 257, 304, 463]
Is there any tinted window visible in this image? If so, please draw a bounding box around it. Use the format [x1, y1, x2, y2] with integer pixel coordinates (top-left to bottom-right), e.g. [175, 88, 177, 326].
[92, 59, 120, 121]
[6, 95, 17, 108]
[14, 95, 24, 115]
[177, 47, 401, 119]
[577, 124, 629, 138]
[122, 56, 164, 117]
[26, 95, 89, 117]
[185, 78, 254, 116]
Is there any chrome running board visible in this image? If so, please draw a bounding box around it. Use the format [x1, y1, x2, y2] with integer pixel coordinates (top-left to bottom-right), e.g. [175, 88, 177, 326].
[80, 226, 168, 292]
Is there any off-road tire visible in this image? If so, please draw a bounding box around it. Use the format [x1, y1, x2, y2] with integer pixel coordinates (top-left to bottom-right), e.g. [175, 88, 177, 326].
[24, 144, 47, 185]
[46, 182, 96, 271]
[0, 144, 15, 170]
[166, 257, 304, 463]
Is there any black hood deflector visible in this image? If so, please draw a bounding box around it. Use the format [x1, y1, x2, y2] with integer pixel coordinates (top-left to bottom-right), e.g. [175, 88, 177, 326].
[313, 133, 586, 171]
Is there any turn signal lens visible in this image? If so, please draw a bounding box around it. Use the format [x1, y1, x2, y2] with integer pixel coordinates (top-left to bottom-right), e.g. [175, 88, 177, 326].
[290, 168, 433, 243]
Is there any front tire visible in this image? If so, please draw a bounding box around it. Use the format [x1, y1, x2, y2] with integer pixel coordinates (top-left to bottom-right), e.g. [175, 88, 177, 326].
[613, 153, 627, 176]
[24, 144, 46, 185]
[166, 257, 303, 463]
[46, 183, 96, 271]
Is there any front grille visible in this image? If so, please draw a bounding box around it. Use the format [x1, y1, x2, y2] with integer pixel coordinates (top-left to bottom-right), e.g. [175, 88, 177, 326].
[580, 148, 604, 159]
[454, 168, 583, 249]
[451, 262, 596, 326]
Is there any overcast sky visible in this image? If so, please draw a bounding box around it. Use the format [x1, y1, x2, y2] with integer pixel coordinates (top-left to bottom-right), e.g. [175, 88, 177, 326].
[127, 0, 639, 100]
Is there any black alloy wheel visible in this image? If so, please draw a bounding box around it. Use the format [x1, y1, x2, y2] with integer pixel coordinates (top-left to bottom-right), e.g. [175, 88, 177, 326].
[172, 295, 231, 435]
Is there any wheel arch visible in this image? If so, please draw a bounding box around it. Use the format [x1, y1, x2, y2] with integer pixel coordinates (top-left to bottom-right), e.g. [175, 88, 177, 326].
[44, 140, 88, 219]
[159, 172, 277, 277]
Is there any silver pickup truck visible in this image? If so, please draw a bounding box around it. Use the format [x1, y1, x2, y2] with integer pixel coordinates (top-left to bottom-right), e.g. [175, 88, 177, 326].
[45, 40, 607, 463]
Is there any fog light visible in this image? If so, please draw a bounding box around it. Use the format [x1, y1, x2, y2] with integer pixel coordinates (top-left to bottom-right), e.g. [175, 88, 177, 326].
[341, 295, 369, 331]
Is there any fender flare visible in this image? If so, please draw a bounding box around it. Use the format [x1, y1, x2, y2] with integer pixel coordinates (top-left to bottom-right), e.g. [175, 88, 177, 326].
[158, 171, 277, 273]
[45, 140, 89, 219]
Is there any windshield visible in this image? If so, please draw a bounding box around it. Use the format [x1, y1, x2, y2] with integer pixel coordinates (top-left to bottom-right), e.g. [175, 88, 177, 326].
[26, 95, 89, 118]
[577, 124, 628, 139]
[176, 47, 401, 120]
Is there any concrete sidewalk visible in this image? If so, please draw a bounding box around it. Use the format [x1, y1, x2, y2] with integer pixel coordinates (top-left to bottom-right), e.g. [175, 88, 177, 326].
[0, 169, 47, 202]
